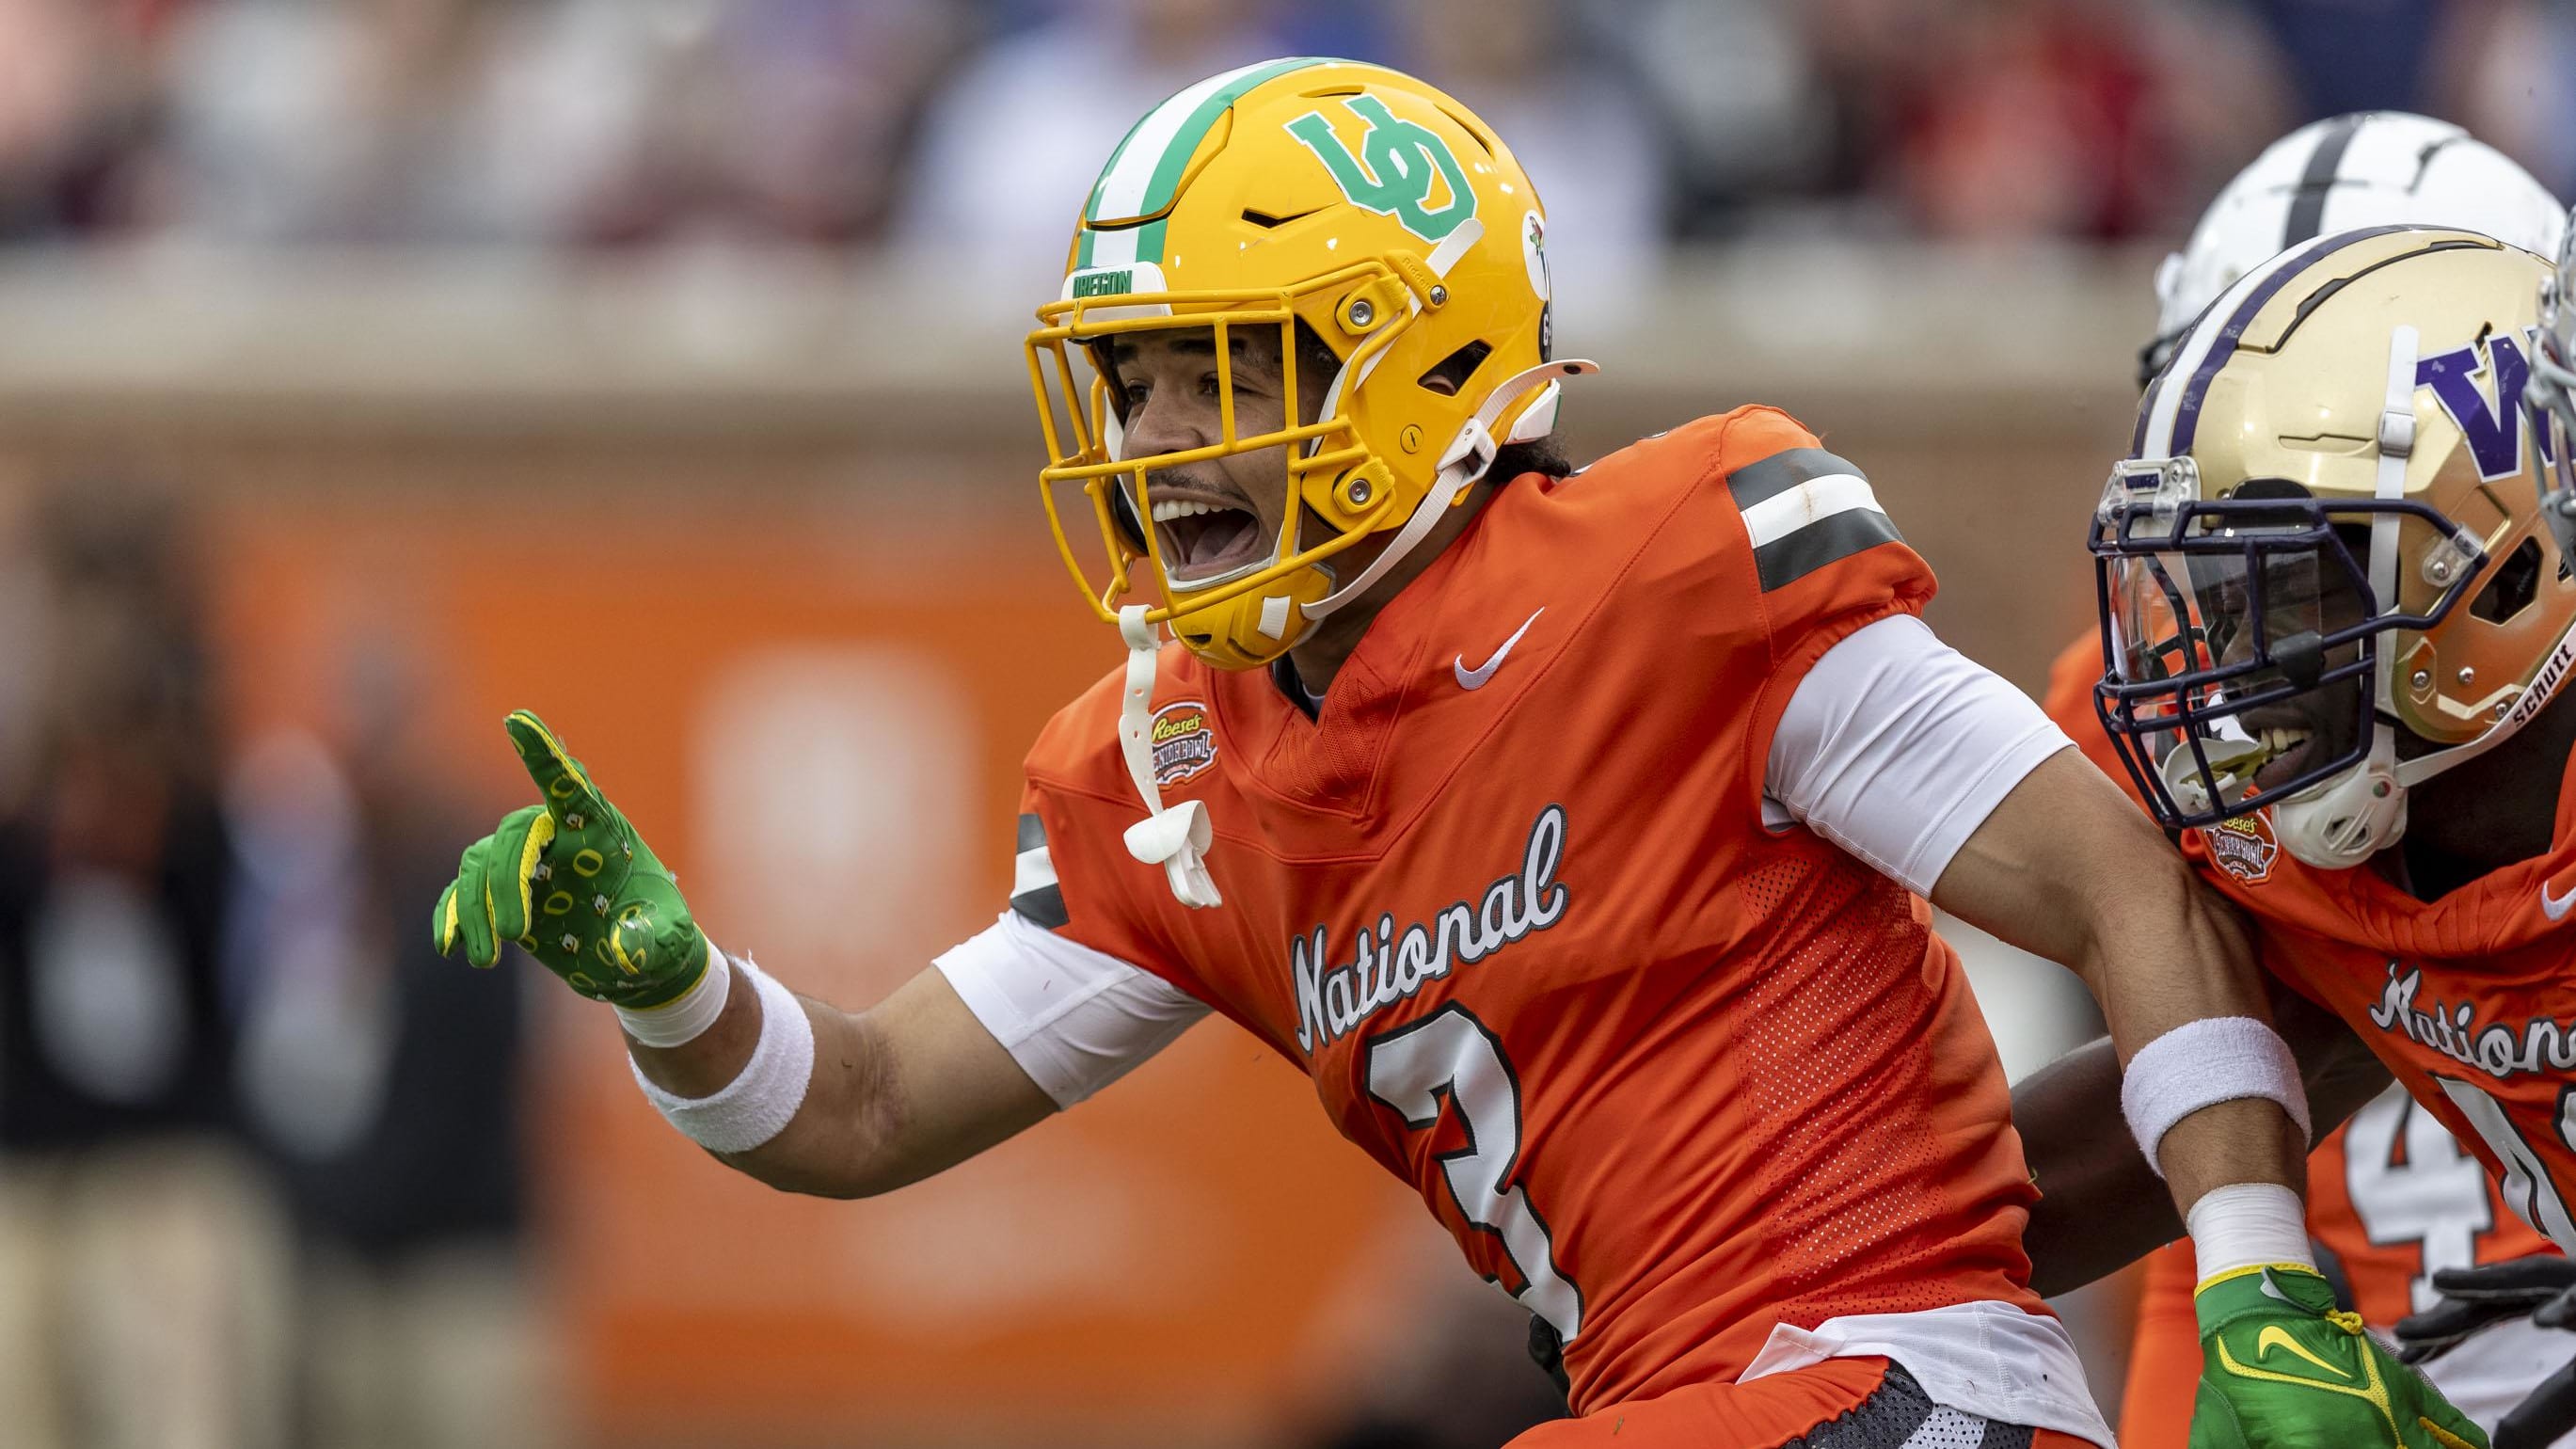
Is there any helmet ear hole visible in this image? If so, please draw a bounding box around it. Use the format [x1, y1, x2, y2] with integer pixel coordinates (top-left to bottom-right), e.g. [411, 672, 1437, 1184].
[1416, 340, 1492, 397]
[2472, 535, 2545, 622]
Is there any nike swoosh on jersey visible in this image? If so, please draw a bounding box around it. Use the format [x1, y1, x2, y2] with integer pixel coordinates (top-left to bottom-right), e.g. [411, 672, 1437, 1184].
[1455, 608, 1545, 691]
[2545, 879, 2576, 921]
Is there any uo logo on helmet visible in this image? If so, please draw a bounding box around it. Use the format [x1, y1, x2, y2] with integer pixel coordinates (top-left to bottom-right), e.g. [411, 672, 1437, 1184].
[1282, 94, 1477, 244]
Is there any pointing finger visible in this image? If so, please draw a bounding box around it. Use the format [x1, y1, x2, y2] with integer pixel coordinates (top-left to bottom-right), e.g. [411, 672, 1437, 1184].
[504, 710, 606, 826]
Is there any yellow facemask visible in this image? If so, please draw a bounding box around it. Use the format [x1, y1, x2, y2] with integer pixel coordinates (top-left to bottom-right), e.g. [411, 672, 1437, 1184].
[1024, 57, 1595, 910]
[1026, 56, 1587, 672]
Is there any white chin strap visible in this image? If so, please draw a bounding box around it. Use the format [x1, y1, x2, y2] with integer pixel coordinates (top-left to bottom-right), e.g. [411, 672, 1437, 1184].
[1104, 362, 1598, 909]
[2272, 325, 2417, 871]
[1303, 358, 1598, 622]
[1115, 606, 1220, 908]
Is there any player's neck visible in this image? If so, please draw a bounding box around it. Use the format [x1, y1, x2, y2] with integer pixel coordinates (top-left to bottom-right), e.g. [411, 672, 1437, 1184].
[2395, 685, 2576, 900]
[1287, 481, 1496, 696]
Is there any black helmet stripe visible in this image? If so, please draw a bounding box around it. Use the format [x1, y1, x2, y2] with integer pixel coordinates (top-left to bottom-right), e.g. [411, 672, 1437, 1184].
[2282, 112, 2369, 248]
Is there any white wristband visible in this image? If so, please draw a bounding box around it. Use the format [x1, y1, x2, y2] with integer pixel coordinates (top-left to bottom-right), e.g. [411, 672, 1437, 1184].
[628, 958, 814, 1154]
[614, 942, 732, 1047]
[2186, 1181, 2316, 1282]
[2121, 1015, 2311, 1178]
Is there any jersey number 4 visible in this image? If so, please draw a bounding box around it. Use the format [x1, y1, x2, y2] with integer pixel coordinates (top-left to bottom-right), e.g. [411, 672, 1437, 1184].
[1365, 1005, 1585, 1342]
[2344, 1088, 2495, 1314]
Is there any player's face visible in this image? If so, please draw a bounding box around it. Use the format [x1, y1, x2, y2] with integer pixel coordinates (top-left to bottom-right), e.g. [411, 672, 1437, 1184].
[2199, 543, 2370, 792]
[1109, 328, 1329, 586]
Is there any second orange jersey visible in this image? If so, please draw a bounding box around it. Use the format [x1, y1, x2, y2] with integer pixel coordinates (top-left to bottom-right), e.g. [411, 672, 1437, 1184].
[2043, 630, 2554, 1449]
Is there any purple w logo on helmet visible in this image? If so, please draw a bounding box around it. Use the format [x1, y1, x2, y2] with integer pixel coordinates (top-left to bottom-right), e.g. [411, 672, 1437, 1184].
[2417, 326, 2559, 482]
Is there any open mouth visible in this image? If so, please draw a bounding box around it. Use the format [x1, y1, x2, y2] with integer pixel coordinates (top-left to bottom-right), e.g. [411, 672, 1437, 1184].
[2236, 707, 2332, 795]
[1149, 491, 1267, 582]
[2247, 725, 2316, 792]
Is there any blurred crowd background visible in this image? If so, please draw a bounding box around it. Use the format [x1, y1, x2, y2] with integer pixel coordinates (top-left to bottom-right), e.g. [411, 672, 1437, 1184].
[3, 0, 2573, 304]
[0, 0, 2554, 1446]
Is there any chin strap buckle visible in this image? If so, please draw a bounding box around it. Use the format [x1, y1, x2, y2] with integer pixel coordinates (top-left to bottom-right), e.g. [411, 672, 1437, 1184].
[1113, 605, 1221, 908]
[1304, 359, 1600, 624]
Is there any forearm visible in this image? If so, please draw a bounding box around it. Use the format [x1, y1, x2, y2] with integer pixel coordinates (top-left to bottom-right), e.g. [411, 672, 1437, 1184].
[2015, 1036, 2183, 1297]
[628, 956, 1053, 1200]
[1932, 751, 2313, 1254]
[2016, 987, 2393, 1295]
[2069, 874, 2307, 1208]
[626, 962, 889, 1198]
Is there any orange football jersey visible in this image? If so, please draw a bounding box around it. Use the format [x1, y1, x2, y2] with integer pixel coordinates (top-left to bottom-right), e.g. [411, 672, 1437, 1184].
[2043, 630, 2556, 1449]
[1021, 408, 2049, 1414]
[2185, 788, 2576, 1247]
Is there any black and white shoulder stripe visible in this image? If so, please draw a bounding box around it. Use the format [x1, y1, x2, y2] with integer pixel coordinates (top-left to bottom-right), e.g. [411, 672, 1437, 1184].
[1010, 812, 1069, 929]
[1725, 446, 1904, 591]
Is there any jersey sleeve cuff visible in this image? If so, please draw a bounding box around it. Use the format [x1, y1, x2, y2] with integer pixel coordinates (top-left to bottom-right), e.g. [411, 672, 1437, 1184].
[934, 911, 1210, 1109]
[1903, 722, 2075, 895]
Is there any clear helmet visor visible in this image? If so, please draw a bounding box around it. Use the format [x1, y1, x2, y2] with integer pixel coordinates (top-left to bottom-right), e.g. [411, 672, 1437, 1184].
[2091, 468, 2406, 828]
[2107, 544, 2370, 807]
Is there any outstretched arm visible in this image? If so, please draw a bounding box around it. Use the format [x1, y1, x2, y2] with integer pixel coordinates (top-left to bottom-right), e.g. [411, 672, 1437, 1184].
[434, 712, 1185, 1202]
[631, 959, 1054, 1198]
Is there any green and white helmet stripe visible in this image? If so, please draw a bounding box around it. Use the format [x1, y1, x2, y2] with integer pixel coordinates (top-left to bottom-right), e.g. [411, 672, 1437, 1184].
[1076, 56, 1334, 270]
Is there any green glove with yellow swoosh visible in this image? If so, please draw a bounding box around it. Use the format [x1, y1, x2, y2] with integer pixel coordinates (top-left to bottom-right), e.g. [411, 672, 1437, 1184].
[433, 710, 710, 1009]
[2192, 1263, 2489, 1449]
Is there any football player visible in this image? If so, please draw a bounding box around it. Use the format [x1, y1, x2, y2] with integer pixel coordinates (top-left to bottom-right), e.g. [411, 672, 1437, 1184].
[2015, 222, 2576, 1449]
[2030, 114, 2568, 1449]
[2383, 204, 2576, 1448]
[435, 61, 2474, 1447]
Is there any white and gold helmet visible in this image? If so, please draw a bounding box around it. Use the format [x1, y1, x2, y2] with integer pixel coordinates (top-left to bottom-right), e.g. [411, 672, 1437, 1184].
[2094, 227, 2576, 869]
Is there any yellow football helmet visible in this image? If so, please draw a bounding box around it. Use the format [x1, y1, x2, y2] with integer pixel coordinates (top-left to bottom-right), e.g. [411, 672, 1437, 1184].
[2094, 227, 2576, 868]
[1025, 57, 1588, 672]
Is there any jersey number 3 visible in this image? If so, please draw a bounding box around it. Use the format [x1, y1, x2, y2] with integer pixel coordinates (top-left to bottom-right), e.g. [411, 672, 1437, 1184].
[1365, 1005, 1584, 1341]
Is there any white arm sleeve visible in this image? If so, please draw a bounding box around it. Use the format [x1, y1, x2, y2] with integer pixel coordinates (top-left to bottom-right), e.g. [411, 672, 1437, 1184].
[1762, 613, 2074, 896]
[932, 911, 1211, 1110]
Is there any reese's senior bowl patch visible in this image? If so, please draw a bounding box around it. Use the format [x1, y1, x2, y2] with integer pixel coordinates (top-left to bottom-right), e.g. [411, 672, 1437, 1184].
[2201, 811, 2279, 884]
[1151, 700, 1216, 788]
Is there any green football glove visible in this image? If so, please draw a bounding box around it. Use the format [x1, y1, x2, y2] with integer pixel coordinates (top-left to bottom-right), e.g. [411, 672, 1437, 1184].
[433, 710, 709, 1009]
[2192, 1263, 2488, 1449]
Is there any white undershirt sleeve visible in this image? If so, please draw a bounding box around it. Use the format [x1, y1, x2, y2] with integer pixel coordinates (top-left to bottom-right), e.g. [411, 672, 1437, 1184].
[1762, 613, 2074, 896]
[932, 911, 1211, 1109]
